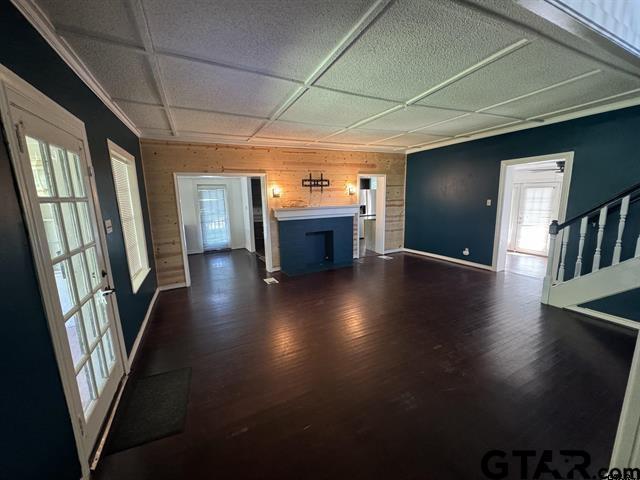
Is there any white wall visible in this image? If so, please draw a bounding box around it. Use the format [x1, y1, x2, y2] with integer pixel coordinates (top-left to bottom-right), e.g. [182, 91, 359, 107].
[177, 176, 249, 254]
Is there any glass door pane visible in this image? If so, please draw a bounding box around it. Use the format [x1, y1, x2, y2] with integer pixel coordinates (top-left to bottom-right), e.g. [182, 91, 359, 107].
[515, 186, 555, 255]
[198, 186, 230, 251]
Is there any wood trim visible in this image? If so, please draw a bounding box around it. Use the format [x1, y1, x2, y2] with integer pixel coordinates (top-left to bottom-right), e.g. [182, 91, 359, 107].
[491, 151, 574, 273]
[158, 282, 188, 291]
[565, 306, 640, 331]
[127, 288, 160, 369]
[274, 205, 360, 221]
[407, 94, 640, 154]
[403, 248, 494, 271]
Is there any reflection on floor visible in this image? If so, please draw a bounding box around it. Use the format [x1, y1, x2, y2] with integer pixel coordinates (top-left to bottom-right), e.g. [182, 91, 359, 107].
[94, 250, 636, 480]
[506, 251, 547, 278]
[358, 239, 377, 257]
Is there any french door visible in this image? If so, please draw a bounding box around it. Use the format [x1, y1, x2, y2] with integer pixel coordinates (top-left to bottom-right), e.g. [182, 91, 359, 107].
[198, 185, 231, 251]
[7, 103, 125, 454]
[510, 183, 561, 256]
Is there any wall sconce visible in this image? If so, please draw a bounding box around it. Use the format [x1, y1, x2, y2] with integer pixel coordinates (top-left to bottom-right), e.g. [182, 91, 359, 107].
[272, 186, 281, 198]
[347, 184, 356, 196]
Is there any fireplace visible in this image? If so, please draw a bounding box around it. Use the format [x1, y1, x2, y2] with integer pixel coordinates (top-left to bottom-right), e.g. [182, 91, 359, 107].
[305, 230, 334, 267]
[274, 205, 359, 276]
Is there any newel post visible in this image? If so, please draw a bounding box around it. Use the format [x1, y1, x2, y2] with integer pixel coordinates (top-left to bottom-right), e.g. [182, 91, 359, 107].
[541, 220, 559, 305]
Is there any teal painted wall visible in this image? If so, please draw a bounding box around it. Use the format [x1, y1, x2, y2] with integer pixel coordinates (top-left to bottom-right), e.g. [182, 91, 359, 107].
[406, 105, 640, 265]
[582, 289, 640, 323]
[405, 105, 640, 320]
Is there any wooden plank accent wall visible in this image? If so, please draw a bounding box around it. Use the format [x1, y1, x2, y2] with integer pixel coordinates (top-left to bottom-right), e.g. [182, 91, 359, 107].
[140, 140, 406, 286]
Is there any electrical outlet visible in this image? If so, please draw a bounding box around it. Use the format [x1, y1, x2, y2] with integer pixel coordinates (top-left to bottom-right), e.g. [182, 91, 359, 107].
[463, 248, 470, 256]
[486, 199, 492, 206]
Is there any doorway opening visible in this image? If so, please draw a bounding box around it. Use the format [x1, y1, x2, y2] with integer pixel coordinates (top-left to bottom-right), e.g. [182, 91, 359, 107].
[250, 177, 265, 262]
[174, 173, 272, 288]
[357, 174, 386, 257]
[492, 152, 574, 278]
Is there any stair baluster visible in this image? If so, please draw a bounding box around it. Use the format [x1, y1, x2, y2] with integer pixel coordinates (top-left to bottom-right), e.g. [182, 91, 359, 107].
[541, 220, 559, 304]
[558, 225, 570, 282]
[612, 195, 630, 265]
[574, 216, 588, 278]
[592, 206, 608, 272]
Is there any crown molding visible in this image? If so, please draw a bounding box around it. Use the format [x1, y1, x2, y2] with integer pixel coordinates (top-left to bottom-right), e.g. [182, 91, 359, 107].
[406, 92, 640, 154]
[140, 131, 405, 154]
[11, 0, 142, 137]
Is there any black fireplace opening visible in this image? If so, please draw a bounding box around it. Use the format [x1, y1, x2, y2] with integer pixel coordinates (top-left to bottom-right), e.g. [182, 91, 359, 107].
[305, 230, 334, 267]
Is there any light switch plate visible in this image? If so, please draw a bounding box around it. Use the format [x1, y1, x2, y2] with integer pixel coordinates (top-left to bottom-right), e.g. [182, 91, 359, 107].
[486, 199, 492, 206]
[104, 219, 113, 234]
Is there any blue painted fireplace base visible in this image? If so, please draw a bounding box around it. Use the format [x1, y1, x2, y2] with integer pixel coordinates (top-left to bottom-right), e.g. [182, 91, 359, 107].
[278, 216, 354, 276]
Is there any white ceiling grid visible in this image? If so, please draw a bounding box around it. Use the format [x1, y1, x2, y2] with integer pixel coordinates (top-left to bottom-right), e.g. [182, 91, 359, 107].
[34, 0, 640, 153]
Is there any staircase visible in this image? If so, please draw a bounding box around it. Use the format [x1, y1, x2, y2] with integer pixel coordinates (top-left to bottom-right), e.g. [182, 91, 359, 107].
[542, 182, 640, 316]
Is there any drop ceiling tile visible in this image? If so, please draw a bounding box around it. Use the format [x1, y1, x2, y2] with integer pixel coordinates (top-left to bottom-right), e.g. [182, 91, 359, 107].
[173, 108, 265, 136]
[160, 56, 298, 117]
[373, 132, 448, 147]
[117, 101, 169, 130]
[419, 40, 602, 111]
[38, 0, 141, 44]
[317, 0, 526, 101]
[256, 121, 342, 141]
[418, 114, 517, 137]
[363, 106, 465, 131]
[63, 35, 159, 103]
[143, 0, 373, 79]
[484, 72, 640, 118]
[328, 129, 400, 145]
[280, 88, 397, 127]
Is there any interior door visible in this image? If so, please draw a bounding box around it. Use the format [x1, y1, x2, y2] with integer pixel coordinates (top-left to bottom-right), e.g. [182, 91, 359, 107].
[198, 185, 231, 251]
[9, 106, 125, 452]
[513, 183, 560, 256]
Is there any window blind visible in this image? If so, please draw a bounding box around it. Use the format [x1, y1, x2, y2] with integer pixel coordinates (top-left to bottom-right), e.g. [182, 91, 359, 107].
[111, 154, 147, 289]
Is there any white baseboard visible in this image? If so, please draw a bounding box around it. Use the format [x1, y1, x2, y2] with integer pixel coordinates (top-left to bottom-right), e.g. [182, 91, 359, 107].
[158, 282, 187, 291]
[403, 248, 494, 271]
[566, 306, 640, 331]
[268, 266, 281, 272]
[127, 288, 159, 370]
[384, 248, 404, 254]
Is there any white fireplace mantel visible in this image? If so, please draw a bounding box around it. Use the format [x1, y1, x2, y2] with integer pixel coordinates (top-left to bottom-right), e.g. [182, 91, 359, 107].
[274, 205, 360, 221]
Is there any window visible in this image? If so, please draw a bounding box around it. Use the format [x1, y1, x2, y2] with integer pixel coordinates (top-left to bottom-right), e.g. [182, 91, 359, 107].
[108, 140, 149, 293]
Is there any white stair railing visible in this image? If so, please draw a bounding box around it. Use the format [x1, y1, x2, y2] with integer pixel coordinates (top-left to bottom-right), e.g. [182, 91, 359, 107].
[613, 196, 630, 265]
[592, 205, 608, 272]
[542, 185, 639, 304]
[574, 216, 588, 278]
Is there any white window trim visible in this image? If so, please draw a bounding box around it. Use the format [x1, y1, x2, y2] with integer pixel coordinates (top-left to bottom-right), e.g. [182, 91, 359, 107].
[108, 139, 150, 293]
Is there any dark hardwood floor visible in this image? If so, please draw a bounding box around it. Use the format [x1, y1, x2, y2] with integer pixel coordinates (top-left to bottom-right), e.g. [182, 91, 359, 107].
[94, 250, 636, 480]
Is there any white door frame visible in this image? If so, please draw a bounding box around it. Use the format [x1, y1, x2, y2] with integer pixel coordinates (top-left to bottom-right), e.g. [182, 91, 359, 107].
[491, 152, 574, 271]
[356, 173, 386, 256]
[174, 172, 273, 287]
[0, 64, 128, 479]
